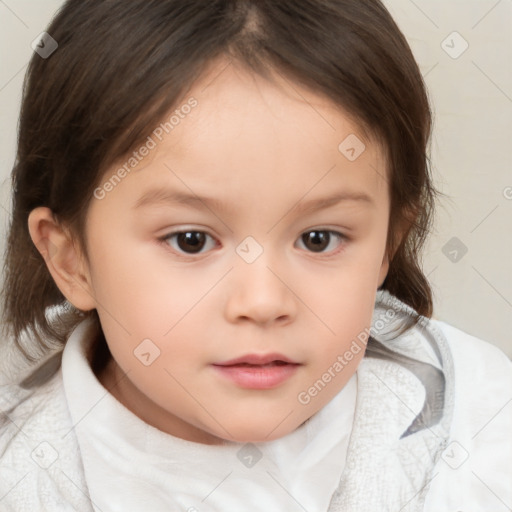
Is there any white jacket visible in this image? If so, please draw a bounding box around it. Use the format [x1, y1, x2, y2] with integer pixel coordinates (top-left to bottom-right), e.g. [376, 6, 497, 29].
[0, 290, 511, 511]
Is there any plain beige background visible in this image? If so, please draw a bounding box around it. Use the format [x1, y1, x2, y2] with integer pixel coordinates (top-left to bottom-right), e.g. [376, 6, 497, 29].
[0, 0, 511, 357]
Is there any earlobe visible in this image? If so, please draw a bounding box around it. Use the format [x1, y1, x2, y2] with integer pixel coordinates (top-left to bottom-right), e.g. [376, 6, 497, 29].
[27, 207, 96, 311]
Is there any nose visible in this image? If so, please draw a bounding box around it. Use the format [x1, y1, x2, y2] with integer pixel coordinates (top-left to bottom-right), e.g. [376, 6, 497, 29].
[224, 255, 297, 327]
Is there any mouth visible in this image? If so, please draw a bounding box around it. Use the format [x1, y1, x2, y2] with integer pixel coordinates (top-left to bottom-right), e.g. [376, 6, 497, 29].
[212, 353, 301, 389]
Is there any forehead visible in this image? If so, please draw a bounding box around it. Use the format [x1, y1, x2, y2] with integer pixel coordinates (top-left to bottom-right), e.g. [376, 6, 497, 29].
[170, 59, 378, 159]
[105, 58, 389, 215]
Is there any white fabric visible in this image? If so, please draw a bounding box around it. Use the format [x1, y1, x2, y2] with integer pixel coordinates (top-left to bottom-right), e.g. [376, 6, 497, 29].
[60, 321, 357, 512]
[422, 320, 512, 511]
[0, 289, 511, 512]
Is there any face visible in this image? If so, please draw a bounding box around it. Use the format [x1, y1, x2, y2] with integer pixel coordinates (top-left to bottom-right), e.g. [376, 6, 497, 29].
[79, 59, 391, 445]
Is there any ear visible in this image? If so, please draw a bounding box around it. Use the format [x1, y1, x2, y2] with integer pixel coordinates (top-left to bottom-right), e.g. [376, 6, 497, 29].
[27, 207, 96, 311]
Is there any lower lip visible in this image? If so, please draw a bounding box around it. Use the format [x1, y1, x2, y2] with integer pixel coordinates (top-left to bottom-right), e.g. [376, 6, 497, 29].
[212, 363, 300, 389]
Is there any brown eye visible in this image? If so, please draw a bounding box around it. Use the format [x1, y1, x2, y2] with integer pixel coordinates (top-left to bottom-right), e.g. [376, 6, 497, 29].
[298, 230, 345, 254]
[164, 231, 215, 255]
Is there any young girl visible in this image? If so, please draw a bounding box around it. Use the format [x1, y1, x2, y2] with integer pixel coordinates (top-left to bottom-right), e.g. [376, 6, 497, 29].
[1, 0, 511, 510]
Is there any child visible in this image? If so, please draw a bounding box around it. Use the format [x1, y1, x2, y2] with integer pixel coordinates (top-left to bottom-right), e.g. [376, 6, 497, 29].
[1, 0, 511, 510]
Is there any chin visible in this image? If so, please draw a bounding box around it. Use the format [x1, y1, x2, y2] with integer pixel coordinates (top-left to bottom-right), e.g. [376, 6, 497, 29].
[219, 420, 298, 444]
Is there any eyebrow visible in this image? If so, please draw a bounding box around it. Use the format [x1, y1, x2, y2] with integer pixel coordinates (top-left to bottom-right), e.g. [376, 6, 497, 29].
[134, 188, 374, 214]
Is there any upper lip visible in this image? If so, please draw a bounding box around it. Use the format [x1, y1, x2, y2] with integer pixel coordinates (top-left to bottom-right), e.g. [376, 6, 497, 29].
[213, 353, 300, 366]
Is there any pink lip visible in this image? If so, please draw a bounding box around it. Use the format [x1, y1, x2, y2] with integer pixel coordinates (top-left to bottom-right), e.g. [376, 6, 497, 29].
[212, 363, 300, 389]
[212, 353, 301, 389]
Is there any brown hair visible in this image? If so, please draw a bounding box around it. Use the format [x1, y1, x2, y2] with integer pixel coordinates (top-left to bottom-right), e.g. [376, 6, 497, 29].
[2, 0, 440, 362]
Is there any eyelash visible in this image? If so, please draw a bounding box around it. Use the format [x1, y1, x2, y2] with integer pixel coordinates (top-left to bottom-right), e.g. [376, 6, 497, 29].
[159, 228, 348, 259]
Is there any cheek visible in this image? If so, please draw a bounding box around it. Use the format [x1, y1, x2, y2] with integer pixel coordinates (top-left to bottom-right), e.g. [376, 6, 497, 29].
[296, 256, 380, 335]
[87, 235, 209, 330]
